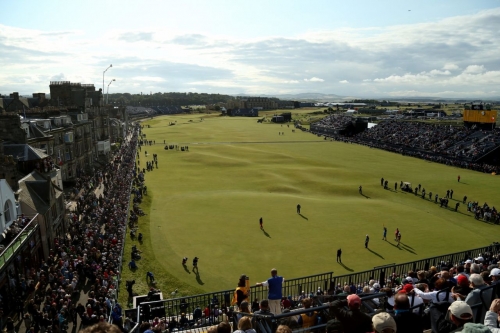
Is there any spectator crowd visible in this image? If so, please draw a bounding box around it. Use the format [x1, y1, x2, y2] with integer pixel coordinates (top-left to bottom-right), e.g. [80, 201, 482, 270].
[312, 119, 500, 174]
[0, 123, 140, 333]
[128, 250, 500, 333]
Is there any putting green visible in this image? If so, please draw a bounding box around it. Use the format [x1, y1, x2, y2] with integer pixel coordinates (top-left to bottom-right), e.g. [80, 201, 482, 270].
[122, 114, 500, 300]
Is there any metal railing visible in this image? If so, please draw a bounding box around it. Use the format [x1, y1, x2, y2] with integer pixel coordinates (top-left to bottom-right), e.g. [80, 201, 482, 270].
[128, 244, 499, 325]
[132, 272, 334, 324]
[250, 272, 334, 302]
[331, 245, 495, 289]
[0, 215, 39, 269]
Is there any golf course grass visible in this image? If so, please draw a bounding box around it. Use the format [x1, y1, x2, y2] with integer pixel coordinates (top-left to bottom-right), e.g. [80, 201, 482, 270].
[119, 113, 500, 305]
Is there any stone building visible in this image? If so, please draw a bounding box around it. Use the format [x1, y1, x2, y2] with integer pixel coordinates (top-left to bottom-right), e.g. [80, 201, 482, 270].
[17, 170, 66, 256]
[49, 81, 110, 159]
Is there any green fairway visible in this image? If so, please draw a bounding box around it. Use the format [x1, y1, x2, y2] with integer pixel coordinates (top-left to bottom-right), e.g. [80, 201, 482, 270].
[120, 113, 500, 303]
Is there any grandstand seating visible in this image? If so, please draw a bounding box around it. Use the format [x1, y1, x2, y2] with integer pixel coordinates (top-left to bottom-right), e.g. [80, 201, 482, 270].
[309, 118, 500, 173]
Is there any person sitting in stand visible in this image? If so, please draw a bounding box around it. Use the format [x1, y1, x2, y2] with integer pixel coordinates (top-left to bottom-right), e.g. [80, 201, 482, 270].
[297, 298, 318, 329]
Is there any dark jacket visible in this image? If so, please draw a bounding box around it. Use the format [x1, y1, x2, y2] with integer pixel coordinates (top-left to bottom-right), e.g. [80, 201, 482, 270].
[394, 310, 424, 333]
[330, 300, 372, 333]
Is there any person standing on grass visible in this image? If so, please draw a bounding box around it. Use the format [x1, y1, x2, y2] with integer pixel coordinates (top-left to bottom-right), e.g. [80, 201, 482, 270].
[297, 204, 301, 214]
[256, 268, 285, 315]
[193, 257, 199, 270]
[359, 185, 362, 194]
[337, 248, 342, 263]
[458, 175, 461, 182]
[365, 235, 369, 248]
[383, 227, 387, 241]
[259, 217, 263, 230]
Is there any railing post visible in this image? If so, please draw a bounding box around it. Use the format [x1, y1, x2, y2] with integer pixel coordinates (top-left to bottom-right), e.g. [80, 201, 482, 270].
[379, 269, 386, 287]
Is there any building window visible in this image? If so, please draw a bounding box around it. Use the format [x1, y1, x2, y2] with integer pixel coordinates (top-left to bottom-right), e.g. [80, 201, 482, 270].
[4, 201, 12, 224]
[65, 148, 71, 161]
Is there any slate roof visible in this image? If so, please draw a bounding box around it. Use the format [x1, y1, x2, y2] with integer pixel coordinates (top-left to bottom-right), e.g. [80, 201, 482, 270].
[18, 170, 62, 214]
[3, 144, 49, 161]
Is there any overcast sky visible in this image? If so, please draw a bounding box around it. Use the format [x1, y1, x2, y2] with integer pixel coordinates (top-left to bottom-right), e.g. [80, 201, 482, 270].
[1, 0, 500, 98]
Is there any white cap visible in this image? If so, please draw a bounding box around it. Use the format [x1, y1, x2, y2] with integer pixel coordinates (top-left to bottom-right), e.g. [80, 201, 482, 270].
[490, 268, 500, 277]
[465, 259, 472, 264]
[475, 256, 484, 262]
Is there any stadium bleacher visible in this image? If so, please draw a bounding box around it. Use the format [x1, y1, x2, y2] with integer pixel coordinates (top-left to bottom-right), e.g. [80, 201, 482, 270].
[310, 119, 500, 174]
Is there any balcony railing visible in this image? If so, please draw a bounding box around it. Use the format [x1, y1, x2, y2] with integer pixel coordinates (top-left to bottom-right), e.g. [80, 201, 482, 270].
[0, 215, 39, 270]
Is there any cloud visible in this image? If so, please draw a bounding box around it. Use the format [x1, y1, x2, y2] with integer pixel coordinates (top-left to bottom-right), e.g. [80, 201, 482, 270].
[443, 63, 459, 70]
[463, 65, 485, 74]
[169, 34, 208, 46]
[304, 77, 324, 82]
[2, 9, 500, 97]
[428, 70, 451, 76]
[117, 32, 153, 42]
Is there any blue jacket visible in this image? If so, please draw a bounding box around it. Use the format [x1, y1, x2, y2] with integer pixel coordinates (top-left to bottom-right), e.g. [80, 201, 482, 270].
[267, 276, 283, 300]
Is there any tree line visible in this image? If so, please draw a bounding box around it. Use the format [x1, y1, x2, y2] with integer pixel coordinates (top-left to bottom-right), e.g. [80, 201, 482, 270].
[107, 92, 235, 106]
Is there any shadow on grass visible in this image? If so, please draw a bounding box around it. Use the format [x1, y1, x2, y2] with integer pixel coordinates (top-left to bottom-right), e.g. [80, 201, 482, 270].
[400, 242, 415, 250]
[298, 213, 308, 220]
[339, 262, 354, 272]
[183, 264, 191, 274]
[360, 193, 370, 199]
[195, 270, 204, 285]
[400, 244, 417, 255]
[386, 241, 403, 251]
[367, 248, 385, 259]
[262, 229, 271, 238]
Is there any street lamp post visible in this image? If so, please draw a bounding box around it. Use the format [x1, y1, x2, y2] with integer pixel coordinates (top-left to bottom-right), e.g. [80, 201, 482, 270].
[107, 79, 116, 104]
[103, 64, 112, 100]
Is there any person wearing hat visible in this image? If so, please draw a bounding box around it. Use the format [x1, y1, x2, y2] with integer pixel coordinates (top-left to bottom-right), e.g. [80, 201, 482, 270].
[452, 275, 473, 300]
[448, 301, 475, 331]
[392, 293, 423, 333]
[490, 268, 500, 299]
[397, 284, 424, 314]
[430, 300, 474, 333]
[372, 312, 397, 333]
[490, 268, 500, 283]
[328, 294, 372, 333]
